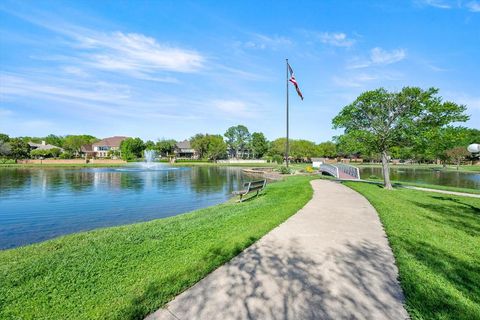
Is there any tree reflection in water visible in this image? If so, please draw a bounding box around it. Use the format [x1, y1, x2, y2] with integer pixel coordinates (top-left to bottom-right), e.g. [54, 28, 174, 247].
[0, 166, 246, 249]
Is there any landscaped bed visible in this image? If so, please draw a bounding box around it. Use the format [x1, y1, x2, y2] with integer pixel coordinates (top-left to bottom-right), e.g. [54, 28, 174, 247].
[345, 182, 480, 320]
[0, 176, 314, 320]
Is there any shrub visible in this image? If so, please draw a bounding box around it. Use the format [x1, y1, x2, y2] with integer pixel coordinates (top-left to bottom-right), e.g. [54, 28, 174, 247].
[305, 165, 315, 173]
[369, 175, 380, 180]
[30, 148, 62, 158]
[272, 154, 283, 164]
[278, 166, 293, 174]
[0, 158, 15, 164]
[59, 152, 73, 159]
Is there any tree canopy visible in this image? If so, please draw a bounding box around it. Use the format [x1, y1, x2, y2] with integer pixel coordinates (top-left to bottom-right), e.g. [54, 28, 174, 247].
[250, 132, 269, 158]
[120, 137, 145, 160]
[190, 134, 227, 160]
[333, 87, 468, 189]
[155, 139, 177, 156]
[224, 125, 251, 158]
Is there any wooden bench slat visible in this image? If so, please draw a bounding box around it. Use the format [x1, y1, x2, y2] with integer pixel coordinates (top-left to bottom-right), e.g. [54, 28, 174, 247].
[233, 179, 267, 202]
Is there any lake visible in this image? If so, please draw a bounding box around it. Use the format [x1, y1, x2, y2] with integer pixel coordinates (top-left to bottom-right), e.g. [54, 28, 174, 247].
[0, 165, 246, 249]
[359, 167, 480, 189]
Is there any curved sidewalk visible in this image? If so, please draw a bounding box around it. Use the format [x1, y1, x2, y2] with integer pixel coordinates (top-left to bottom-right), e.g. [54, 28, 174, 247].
[146, 179, 409, 320]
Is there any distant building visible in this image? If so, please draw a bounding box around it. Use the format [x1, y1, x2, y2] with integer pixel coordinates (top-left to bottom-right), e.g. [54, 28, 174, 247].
[174, 140, 198, 159]
[311, 158, 324, 168]
[28, 141, 63, 152]
[80, 144, 94, 158]
[87, 136, 128, 158]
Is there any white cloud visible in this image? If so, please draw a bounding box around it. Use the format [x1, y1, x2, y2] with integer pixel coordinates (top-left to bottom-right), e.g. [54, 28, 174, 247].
[240, 33, 292, 50]
[466, 1, 480, 12]
[416, 0, 480, 12]
[420, 0, 453, 9]
[348, 47, 407, 69]
[0, 10, 205, 79]
[370, 47, 407, 64]
[333, 74, 378, 88]
[0, 108, 14, 117]
[0, 72, 197, 120]
[77, 32, 204, 74]
[212, 100, 257, 118]
[318, 32, 355, 47]
[449, 93, 480, 110]
[62, 66, 89, 77]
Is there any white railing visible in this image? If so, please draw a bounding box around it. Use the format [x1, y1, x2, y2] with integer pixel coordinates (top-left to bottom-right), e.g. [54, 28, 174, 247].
[319, 163, 360, 180]
[319, 163, 340, 178]
[336, 163, 361, 179]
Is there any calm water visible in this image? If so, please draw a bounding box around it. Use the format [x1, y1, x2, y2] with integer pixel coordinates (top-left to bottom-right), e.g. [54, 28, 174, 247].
[0, 165, 245, 249]
[359, 167, 480, 189]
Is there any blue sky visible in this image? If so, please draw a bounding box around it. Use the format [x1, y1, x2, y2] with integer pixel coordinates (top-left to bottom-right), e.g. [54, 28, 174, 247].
[1, 0, 479, 142]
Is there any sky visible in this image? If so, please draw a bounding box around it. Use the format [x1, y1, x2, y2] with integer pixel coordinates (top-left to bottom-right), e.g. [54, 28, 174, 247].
[0, 0, 479, 143]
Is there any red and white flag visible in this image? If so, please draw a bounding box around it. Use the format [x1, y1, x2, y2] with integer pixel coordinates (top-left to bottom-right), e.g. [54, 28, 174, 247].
[288, 63, 303, 100]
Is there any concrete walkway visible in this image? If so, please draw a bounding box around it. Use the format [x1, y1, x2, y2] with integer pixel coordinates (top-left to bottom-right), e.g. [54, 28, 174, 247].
[404, 186, 480, 198]
[146, 180, 409, 320]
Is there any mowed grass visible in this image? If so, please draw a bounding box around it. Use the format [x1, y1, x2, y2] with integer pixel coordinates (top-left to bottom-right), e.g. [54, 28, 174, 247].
[362, 178, 480, 195]
[345, 182, 480, 320]
[0, 176, 314, 320]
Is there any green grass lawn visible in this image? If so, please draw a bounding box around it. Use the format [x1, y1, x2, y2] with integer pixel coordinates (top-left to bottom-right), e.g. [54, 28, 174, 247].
[345, 182, 480, 320]
[0, 176, 314, 320]
[356, 163, 480, 173]
[361, 178, 480, 195]
[396, 181, 480, 195]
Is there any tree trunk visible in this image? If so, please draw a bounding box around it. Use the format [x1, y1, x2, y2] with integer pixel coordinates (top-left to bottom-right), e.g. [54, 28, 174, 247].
[456, 160, 460, 171]
[381, 150, 393, 190]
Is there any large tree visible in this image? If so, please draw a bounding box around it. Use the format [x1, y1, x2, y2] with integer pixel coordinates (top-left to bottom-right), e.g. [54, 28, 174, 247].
[205, 135, 227, 161]
[120, 137, 145, 160]
[44, 134, 65, 148]
[317, 141, 337, 158]
[144, 140, 155, 150]
[224, 125, 251, 158]
[420, 126, 470, 166]
[155, 139, 177, 157]
[333, 87, 468, 189]
[9, 138, 30, 160]
[63, 135, 98, 155]
[445, 147, 470, 170]
[250, 132, 268, 159]
[190, 134, 227, 160]
[190, 134, 210, 159]
[0, 133, 10, 157]
[0, 133, 10, 143]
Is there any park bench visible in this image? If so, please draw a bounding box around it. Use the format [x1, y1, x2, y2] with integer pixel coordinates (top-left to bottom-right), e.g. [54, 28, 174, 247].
[233, 179, 267, 202]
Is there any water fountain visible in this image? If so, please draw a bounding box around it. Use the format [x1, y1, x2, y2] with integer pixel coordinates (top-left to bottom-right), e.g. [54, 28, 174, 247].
[143, 149, 157, 169]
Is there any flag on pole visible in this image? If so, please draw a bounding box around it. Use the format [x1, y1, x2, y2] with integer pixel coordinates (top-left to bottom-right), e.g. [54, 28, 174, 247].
[288, 63, 303, 100]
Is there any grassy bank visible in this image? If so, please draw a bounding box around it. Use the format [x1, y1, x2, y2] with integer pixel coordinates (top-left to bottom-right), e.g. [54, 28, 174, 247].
[345, 182, 480, 319]
[360, 178, 480, 195]
[0, 176, 314, 320]
[357, 163, 480, 173]
[396, 181, 480, 195]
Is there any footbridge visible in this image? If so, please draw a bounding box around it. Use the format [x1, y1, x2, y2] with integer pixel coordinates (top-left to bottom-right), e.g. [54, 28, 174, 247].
[319, 163, 361, 180]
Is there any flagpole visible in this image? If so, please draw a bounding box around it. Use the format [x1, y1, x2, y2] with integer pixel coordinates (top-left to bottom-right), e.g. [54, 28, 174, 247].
[285, 58, 289, 168]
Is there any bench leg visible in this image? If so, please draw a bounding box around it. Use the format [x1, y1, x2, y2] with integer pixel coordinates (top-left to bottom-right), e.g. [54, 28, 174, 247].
[239, 194, 243, 202]
[256, 190, 259, 197]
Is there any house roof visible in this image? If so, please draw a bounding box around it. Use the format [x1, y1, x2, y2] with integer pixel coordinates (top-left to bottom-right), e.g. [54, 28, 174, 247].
[176, 140, 192, 149]
[28, 142, 63, 151]
[81, 144, 93, 152]
[92, 136, 128, 148]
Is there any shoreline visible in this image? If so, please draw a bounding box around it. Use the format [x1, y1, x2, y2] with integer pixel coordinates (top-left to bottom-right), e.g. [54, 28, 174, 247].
[0, 176, 314, 319]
